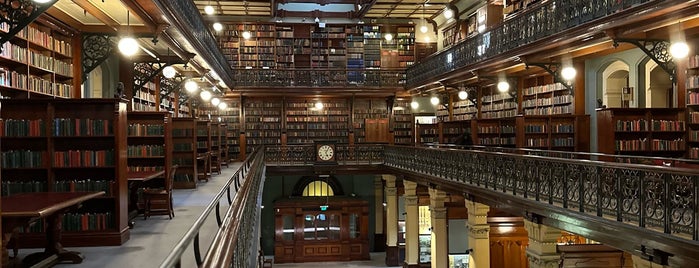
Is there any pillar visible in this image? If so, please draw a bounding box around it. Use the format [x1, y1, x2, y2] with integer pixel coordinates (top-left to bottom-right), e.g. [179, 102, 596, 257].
[429, 188, 448, 268]
[384, 175, 400, 266]
[523, 216, 561, 268]
[374, 176, 386, 251]
[404, 180, 419, 268]
[466, 200, 490, 268]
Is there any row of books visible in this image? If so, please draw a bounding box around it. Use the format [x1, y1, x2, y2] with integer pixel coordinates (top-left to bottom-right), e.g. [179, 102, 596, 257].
[2, 150, 44, 168]
[172, 129, 194, 137]
[127, 166, 163, 172]
[173, 143, 193, 151]
[53, 150, 115, 167]
[21, 212, 115, 233]
[128, 123, 164, 136]
[2, 119, 45, 136]
[127, 145, 165, 157]
[54, 118, 112, 136]
[478, 125, 516, 134]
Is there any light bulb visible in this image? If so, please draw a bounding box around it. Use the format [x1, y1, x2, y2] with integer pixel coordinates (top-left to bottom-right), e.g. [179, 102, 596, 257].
[242, 31, 251, 39]
[497, 81, 510, 93]
[430, 96, 440, 105]
[384, 33, 393, 41]
[315, 102, 324, 110]
[162, 66, 177, 79]
[218, 102, 228, 110]
[458, 90, 468, 100]
[213, 22, 223, 32]
[410, 101, 419, 109]
[204, 5, 215, 15]
[670, 41, 689, 59]
[118, 37, 139, 56]
[561, 66, 577, 81]
[444, 8, 453, 19]
[32, 0, 52, 3]
[184, 80, 198, 93]
[420, 25, 428, 33]
[200, 91, 212, 101]
[211, 97, 220, 106]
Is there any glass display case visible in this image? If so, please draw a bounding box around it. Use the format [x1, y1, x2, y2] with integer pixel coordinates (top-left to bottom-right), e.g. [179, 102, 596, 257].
[449, 254, 470, 268]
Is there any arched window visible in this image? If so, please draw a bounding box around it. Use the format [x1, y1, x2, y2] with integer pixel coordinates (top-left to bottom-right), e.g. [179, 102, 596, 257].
[302, 180, 334, 197]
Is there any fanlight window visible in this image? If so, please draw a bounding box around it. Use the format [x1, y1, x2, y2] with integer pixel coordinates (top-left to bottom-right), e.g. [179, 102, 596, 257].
[302, 180, 334, 197]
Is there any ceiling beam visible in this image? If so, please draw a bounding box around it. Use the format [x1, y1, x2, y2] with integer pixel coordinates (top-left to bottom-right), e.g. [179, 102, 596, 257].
[71, 0, 121, 32]
[355, 0, 376, 18]
[277, 0, 361, 4]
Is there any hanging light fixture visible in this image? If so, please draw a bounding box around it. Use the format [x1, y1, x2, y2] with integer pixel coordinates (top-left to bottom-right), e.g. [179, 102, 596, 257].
[561, 66, 577, 81]
[384, 33, 393, 41]
[184, 80, 198, 93]
[315, 101, 324, 110]
[211, 97, 221, 106]
[420, 3, 428, 33]
[242, 0, 251, 39]
[670, 41, 689, 59]
[32, 0, 52, 3]
[218, 102, 228, 110]
[162, 66, 177, 78]
[200, 90, 212, 101]
[410, 100, 419, 109]
[443, 7, 453, 19]
[204, 0, 215, 15]
[497, 81, 510, 93]
[213, 22, 223, 32]
[118, 11, 139, 56]
[458, 90, 468, 100]
[430, 96, 440, 105]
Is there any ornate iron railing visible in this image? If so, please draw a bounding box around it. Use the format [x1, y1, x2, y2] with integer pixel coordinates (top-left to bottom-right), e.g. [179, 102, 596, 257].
[159, 147, 264, 268]
[383, 145, 699, 241]
[233, 68, 406, 88]
[406, 0, 655, 88]
[264, 144, 385, 166]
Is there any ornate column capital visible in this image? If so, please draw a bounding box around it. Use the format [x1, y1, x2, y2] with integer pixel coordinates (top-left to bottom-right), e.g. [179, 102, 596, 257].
[405, 195, 418, 205]
[526, 253, 560, 268]
[466, 224, 490, 239]
[431, 207, 447, 220]
[386, 187, 397, 197]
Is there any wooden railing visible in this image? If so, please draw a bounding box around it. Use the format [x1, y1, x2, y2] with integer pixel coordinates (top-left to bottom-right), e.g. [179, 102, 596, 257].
[159, 147, 264, 268]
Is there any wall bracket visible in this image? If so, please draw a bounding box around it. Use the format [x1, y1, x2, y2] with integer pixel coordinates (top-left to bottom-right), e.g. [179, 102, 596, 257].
[525, 62, 575, 94]
[0, 0, 57, 53]
[82, 34, 114, 82]
[613, 38, 677, 82]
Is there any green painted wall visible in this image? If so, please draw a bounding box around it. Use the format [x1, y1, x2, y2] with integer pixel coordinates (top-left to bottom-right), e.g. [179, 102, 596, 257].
[260, 174, 379, 255]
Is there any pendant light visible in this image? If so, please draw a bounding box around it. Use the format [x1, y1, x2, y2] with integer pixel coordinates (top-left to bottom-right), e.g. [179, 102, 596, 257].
[118, 11, 139, 57]
[420, 3, 428, 33]
[242, 1, 251, 40]
[204, 0, 215, 15]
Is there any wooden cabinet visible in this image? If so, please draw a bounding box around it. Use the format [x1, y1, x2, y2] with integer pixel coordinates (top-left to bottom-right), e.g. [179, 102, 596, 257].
[172, 117, 197, 189]
[1, 99, 129, 246]
[274, 198, 370, 263]
[196, 120, 211, 181]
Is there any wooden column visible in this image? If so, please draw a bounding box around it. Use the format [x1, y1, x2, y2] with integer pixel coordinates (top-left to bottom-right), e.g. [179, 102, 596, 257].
[466, 200, 491, 268]
[429, 188, 448, 268]
[374, 176, 386, 251]
[384, 174, 400, 266]
[118, 58, 134, 111]
[523, 216, 561, 268]
[404, 180, 419, 268]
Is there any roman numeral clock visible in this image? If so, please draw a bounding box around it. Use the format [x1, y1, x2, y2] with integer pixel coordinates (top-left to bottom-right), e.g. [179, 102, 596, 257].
[315, 141, 337, 165]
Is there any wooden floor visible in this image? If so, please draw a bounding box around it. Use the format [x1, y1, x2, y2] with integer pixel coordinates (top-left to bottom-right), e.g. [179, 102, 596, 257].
[274, 253, 397, 268]
[16, 163, 241, 268]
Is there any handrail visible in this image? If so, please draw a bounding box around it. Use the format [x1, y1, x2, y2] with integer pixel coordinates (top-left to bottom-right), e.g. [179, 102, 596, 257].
[232, 68, 407, 88]
[159, 147, 262, 268]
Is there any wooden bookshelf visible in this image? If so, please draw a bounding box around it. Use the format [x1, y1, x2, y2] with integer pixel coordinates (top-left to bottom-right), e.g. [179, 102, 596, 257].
[392, 98, 414, 145]
[220, 97, 241, 161]
[442, 120, 473, 144]
[687, 53, 699, 159]
[346, 26, 364, 84]
[474, 118, 516, 147]
[516, 115, 590, 151]
[210, 122, 224, 174]
[284, 98, 349, 145]
[1, 99, 129, 246]
[245, 98, 282, 151]
[417, 123, 439, 145]
[0, 20, 77, 99]
[415, 42, 437, 63]
[196, 120, 212, 181]
[480, 87, 518, 119]
[597, 108, 686, 157]
[521, 75, 573, 116]
[172, 117, 197, 189]
[363, 25, 381, 69]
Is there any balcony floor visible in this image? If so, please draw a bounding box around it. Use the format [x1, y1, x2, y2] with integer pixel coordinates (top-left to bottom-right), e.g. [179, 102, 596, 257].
[274, 252, 397, 267]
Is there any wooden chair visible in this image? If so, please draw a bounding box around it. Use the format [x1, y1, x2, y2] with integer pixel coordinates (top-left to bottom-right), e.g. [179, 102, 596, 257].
[143, 165, 178, 219]
[259, 250, 273, 268]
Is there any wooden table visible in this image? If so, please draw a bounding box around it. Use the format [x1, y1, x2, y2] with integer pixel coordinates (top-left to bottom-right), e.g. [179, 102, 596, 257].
[127, 170, 166, 227]
[2, 191, 105, 267]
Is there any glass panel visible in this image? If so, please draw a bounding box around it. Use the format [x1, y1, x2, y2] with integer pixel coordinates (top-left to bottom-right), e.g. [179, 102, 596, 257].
[329, 214, 341, 240]
[419, 234, 431, 263]
[282, 215, 294, 241]
[349, 213, 359, 239]
[419, 206, 431, 234]
[316, 213, 328, 240]
[304, 214, 315, 240]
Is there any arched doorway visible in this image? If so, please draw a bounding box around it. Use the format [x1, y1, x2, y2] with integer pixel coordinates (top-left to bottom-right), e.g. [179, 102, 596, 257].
[602, 61, 630, 108]
[644, 61, 672, 108]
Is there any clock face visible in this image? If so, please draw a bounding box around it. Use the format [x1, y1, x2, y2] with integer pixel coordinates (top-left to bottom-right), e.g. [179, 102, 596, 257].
[318, 145, 334, 161]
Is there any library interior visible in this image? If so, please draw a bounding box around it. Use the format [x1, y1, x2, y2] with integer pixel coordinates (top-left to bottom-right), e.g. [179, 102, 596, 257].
[1, 0, 699, 267]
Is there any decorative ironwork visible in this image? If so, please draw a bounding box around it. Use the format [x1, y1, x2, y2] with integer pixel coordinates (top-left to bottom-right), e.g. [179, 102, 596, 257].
[406, 0, 659, 88]
[133, 62, 169, 91]
[0, 0, 57, 53]
[613, 39, 677, 82]
[525, 62, 575, 94]
[82, 34, 114, 82]
[480, 76, 518, 100]
[231, 68, 405, 89]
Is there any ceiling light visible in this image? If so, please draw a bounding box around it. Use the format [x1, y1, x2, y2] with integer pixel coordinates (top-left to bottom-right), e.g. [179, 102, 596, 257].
[118, 37, 139, 56]
[211, 97, 221, 106]
[204, 5, 215, 15]
[561, 66, 577, 81]
[315, 102, 324, 110]
[242, 31, 251, 39]
[420, 25, 428, 33]
[497, 81, 510, 93]
[200, 91, 212, 101]
[32, 0, 52, 3]
[477, 25, 485, 33]
[218, 102, 228, 110]
[162, 66, 177, 79]
[213, 22, 223, 32]
[384, 33, 393, 41]
[410, 101, 419, 109]
[430, 96, 439, 105]
[443, 8, 453, 19]
[184, 80, 198, 93]
[458, 90, 468, 100]
[670, 41, 689, 59]
[357, 4, 362, 10]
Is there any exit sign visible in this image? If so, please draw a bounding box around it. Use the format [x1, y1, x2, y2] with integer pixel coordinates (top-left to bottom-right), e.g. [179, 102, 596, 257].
[319, 205, 328, 211]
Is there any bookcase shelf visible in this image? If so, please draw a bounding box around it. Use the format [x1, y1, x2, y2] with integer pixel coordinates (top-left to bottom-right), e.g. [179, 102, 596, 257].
[442, 120, 473, 144]
[522, 75, 573, 116]
[474, 118, 516, 147]
[220, 98, 241, 161]
[284, 98, 349, 144]
[392, 98, 414, 145]
[0, 20, 76, 99]
[597, 108, 686, 157]
[210, 123, 224, 174]
[353, 98, 388, 143]
[1, 99, 129, 247]
[687, 53, 699, 159]
[515, 115, 589, 151]
[417, 123, 439, 145]
[172, 117, 197, 189]
[245, 98, 282, 151]
[480, 87, 518, 119]
[196, 120, 212, 182]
